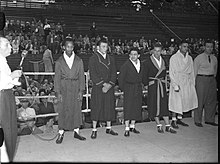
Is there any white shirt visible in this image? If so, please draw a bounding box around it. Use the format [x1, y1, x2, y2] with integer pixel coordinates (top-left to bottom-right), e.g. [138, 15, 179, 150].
[44, 24, 50, 30]
[152, 55, 162, 68]
[0, 55, 14, 90]
[17, 107, 36, 119]
[63, 51, 75, 69]
[130, 59, 140, 73]
[97, 49, 106, 59]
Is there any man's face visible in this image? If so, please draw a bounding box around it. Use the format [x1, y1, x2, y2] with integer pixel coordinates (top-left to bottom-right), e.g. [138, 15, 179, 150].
[21, 101, 29, 108]
[204, 43, 213, 54]
[153, 47, 162, 58]
[129, 50, 140, 62]
[0, 38, 12, 57]
[179, 43, 189, 54]
[64, 41, 74, 56]
[98, 42, 108, 54]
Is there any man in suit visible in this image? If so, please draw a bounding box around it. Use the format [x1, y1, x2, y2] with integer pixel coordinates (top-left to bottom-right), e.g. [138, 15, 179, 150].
[193, 39, 218, 127]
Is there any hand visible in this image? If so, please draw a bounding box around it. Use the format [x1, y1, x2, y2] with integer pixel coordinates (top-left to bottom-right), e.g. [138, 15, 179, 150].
[21, 50, 28, 58]
[174, 85, 180, 92]
[11, 70, 22, 79]
[57, 94, 63, 102]
[77, 92, 83, 101]
[102, 83, 112, 93]
[103, 83, 108, 88]
[102, 86, 108, 93]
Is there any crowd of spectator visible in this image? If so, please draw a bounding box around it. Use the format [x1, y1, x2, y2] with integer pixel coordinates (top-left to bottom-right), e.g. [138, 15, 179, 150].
[3, 17, 218, 135]
[4, 18, 219, 60]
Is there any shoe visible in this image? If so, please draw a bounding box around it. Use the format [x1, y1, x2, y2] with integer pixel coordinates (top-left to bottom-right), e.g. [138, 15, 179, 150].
[74, 132, 86, 141]
[91, 131, 97, 139]
[124, 130, 130, 137]
[56, 133, 64, 144]
[176, 119, 189, 126]
[106, 129, 118, 135]
[157, 126, 164, 133]
[195, 122, 203, 127]
[130, 128, 140, 134]
[205, 122, 218, 126]
[165, 126, 177, 134]
[171, 121, 179, 129]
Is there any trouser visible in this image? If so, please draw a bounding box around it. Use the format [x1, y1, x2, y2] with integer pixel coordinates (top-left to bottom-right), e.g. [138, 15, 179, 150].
[194, 76, 217, 123]
[0, 89, 17, 162]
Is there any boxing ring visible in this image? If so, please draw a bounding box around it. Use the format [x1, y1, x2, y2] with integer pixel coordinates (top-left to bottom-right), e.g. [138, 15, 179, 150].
[13, 72, 218, 163]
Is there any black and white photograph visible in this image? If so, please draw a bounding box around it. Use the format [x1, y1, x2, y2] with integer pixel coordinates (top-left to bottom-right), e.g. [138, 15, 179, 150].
[0, 0, 218, 162]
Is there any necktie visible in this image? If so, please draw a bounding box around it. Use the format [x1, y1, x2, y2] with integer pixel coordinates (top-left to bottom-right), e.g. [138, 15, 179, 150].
[208, 55, 211, 63]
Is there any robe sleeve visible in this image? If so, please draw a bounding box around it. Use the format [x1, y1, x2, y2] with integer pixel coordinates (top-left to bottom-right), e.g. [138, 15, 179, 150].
[79, 59, 85, 92]
[54, 61, 61, 95]
[88, 55, 104, 86]
[189, 57, 195, 86]
[169, 56, 180, 89]
[109, 56, 117, 86]
[118, 63, 127, 91]
[193, 55, 200, 78]
[142, 60, 149, 86]
[214, 56, 218, 77]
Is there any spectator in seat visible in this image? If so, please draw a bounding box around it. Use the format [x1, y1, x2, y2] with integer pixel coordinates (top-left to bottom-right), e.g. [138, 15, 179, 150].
[14, 20, 22, 34]
[90, 21, 97, 38]
[7, 20, 15, 33]
[55, 22, 63, 35]
[44, 19, 51, 39]
[17, 98, 43, 136]
[36, 89, 55, 127]
[24, 22, 31, 35]
[30, 20, 36, 33]
[11, 36, 20, 54]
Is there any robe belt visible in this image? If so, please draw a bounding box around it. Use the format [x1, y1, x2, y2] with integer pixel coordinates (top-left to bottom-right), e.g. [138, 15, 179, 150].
[61, 77, 78, 81]
[149, 77, 166, 116]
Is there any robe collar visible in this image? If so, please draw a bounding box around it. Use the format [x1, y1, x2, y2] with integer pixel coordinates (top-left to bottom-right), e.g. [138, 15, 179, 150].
[95, 50, 110, 69]
[129, 58, 141, 73]
[150, 55, 166, 77]
[62, 51, 77, 70]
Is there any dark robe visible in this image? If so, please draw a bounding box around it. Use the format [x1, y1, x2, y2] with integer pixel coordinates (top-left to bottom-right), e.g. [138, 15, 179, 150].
[118, 59, 143, 121]
[143, 55, 169, 119]
[54, 54, 85, 130]
[88, 51, 117, 121]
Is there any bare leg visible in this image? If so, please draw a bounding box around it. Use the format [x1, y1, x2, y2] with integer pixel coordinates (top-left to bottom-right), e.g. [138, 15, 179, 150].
[163, 116, 170, 125]
[92, 120, 97, 130]
[154, 117, 161, 125]
[125, 120, 129, 130]
[106, 121, 111, 129]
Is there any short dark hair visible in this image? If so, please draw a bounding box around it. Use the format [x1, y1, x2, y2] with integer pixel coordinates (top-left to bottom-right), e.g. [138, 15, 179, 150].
[153, 42, 163, 48]
[62, 38, 74, 46]
[204, 39, 214, 45]
[129, 47, 140, 54]
[39, 89, 47, 96]
[97, 38, 108, 46]
[179, 39, 189, 46]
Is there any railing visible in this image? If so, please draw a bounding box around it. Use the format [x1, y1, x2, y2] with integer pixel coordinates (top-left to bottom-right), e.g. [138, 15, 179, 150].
[16, 71, 149, 119]
[0, 0, 46, 9]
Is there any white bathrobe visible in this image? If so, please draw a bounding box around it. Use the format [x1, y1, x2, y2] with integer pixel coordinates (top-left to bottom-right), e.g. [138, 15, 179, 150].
[169, 50, 198, 114]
